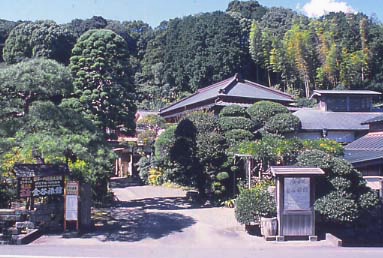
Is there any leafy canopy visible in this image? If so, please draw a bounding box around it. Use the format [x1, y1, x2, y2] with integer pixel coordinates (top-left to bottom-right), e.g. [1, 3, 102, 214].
[69, 29, 137, 133]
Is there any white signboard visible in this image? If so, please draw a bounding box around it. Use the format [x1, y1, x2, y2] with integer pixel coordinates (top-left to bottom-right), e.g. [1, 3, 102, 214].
[65, 195, 78, 221]
[284, 177, 310, 210]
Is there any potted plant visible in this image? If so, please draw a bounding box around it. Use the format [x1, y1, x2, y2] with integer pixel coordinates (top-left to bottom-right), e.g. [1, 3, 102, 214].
[235, 181, 277, 236]
[254, 184, 277, 237]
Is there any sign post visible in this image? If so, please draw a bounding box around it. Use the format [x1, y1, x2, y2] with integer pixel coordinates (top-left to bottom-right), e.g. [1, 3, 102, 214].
[64, 181, 79, 232]
[270, 166, 325, 241]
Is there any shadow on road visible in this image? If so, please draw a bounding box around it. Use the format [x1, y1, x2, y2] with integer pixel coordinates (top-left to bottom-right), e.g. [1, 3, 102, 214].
[81, 207, 195, 242]
[110, 177, 142, 188]
[115, 197, 210, 211]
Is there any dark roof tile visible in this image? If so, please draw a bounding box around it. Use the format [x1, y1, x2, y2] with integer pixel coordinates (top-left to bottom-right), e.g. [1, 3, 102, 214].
[293, 109, 382, 130]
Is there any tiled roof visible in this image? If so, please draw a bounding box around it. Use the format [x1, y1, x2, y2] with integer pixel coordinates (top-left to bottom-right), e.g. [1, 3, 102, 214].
[344, 132, 383, 164]
[362, 114, 383, 125]
[312, 90, 381, 97]
[293, 109, 383, 130]
[345, 132, 383, 150]
[270, 166, 325, 176]
[159, 74, 293, 116]
[344, 150, 383, 164]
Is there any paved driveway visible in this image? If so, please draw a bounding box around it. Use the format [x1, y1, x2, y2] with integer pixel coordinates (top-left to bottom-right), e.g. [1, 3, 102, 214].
[29, 177, 333, 248]
[1, 177, 358, 258]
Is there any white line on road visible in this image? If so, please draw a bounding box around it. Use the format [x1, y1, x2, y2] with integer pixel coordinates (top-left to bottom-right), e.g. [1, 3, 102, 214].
[0, 256, 104, 258]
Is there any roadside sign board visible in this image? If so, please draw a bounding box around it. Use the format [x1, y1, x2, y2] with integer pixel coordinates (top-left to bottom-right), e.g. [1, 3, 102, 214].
[64, 181, 79, 231]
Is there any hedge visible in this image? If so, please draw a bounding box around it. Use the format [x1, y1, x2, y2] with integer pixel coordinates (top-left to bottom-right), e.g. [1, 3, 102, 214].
[219, 105, 248, 118]
[263, 113, 301, 135]
[218, 116, 255, 131]
[246, 101, 289, 128]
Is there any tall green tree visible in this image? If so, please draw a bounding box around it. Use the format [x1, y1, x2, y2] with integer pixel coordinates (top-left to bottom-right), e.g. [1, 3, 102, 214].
[3, 20, 75, 64]
[69, 29, 137, 133]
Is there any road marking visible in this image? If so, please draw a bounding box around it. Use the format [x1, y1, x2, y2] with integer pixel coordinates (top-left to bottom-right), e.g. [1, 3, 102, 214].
[0, 256, 104, 258]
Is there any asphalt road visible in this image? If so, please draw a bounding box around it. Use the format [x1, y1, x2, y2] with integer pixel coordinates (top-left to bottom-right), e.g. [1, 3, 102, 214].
[1, 177, 383, 258]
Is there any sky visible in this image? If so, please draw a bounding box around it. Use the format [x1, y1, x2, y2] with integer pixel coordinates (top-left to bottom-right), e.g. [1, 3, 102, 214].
[0, 0, 382, 27]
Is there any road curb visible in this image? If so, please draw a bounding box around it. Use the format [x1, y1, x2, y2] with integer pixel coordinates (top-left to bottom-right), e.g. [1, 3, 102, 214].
[325, 233, 343, 247]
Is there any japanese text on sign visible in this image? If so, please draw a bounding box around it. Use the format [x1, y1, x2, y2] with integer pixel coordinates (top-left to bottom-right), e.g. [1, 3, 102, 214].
[66, 181, 79, 195]
[284, 177, 310, 210]
[31, 176, 64, 197]
[18, 177, 33, 198]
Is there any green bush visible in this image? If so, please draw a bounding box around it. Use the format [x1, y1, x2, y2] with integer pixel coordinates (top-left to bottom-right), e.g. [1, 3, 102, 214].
[246, 101, 289, 128]
[297, 150, 380, 224]
[219, 105, 248, 118]
[303, 139, 344, 157]
[218, 116, 255, 131]
[314, 191, 359, 223]
[235, 184, 276, 225]
[186, 111, 218, 134]
[296, 149, 333, 170]
[224, 129, 254, 145]
[196, 131, 227, 167]
[154, 125, 177, 160]
[216, 171, 229, 181]
[295, 97, 316, 108]
[263, 113, 301, 135]
[136, 156, 151, 184]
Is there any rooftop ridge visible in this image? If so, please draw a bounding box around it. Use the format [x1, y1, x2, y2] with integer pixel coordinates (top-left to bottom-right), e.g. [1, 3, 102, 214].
[244, 80, 294, 100]
[197, 74, 237, 93]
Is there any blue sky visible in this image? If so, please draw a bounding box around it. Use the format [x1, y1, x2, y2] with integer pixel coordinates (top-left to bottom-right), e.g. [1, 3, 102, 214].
[0, 0, 381, 27]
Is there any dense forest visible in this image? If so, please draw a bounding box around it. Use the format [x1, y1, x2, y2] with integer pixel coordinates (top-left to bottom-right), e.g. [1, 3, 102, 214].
[1, 0, 383, 108]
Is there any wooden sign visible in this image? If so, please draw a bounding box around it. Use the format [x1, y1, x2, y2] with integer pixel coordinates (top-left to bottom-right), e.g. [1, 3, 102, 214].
[32, 176, 64, 197]
[284, 177, 310, 210]
[17, 176, 64, 198]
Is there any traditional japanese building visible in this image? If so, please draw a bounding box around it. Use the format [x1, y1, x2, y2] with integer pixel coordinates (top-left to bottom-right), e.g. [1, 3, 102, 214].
[293, 90, 382, 143]
[344, 114, 383, 176]
[159, 74, 294, 121]
[112, 110, 156, 177]
[344, 114, 383, 197]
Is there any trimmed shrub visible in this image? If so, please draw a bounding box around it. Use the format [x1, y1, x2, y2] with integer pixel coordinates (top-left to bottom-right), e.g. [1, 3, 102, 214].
[218, 116, 255, 131]
[246, 101, 289, 128]
[196, 131, 227, 167]
[359, 191, 380, 210]
[235, 188, 259, 225]
[224, 129, 254, 145]
[154, 125, 177, 160]
[296, 149, 333, 170]
[297, 150, 380, 224]
[263, 113, 301, 134]
[219, 105, 248, 118]
[186, 111, 218, 134]
[314, 191, 359, 223]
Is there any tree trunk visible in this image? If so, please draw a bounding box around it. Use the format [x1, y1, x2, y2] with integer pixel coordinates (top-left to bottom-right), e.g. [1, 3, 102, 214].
[268, 71, 272, 87]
